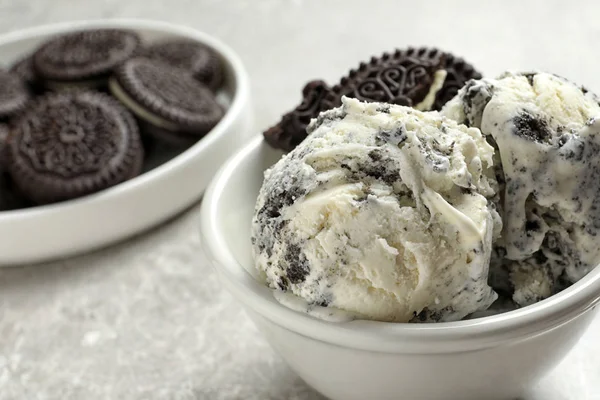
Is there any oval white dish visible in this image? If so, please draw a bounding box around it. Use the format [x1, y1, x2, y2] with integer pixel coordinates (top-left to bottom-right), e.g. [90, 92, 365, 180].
[0, 19, 252, 265]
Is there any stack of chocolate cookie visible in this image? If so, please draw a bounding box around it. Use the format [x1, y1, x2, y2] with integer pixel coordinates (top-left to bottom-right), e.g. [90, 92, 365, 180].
[264, 47, 481, 151]
[0, 28, 226, 209]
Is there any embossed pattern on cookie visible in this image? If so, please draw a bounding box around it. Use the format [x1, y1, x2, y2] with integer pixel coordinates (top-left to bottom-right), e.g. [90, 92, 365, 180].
[33, 29, 141, 87]
[264, 47, 482, 152]
[0, 69, 30, 119]
[8, 91, 143, 204]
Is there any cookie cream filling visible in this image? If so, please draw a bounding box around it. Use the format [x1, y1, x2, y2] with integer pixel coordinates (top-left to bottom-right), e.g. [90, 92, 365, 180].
[415, 69, 447, 111]
[108, 77, 180, 132]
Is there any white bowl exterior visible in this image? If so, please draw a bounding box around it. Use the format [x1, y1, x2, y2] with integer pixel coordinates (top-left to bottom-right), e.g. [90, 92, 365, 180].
[244, 295, 597, 400]
[0, 20, 252, 265]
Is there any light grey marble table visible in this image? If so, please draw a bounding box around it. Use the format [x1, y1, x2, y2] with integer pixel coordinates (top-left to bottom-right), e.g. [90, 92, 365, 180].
[1, 1, 600, 399]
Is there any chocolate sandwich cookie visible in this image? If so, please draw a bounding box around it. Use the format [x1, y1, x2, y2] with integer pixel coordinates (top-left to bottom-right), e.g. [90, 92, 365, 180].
[0, 124, 31, 211]
[0, 125, 28, 211]
[143, 39, 223, 91]
[10, 56, 34, 83]
[8, 91, 143, 204]
[263, 80, 333, 151]
[109, 57, 224, 144]
[10, 55, 43, 93]
[0, 174, 28, 211]
[264, 47, 482, 152]
[0, 124, 8, 167]
[325, 47, 447, 108]
[33, 29, 141, 89]
[0, 69, 30, 120]
[431, 52, 482, 110]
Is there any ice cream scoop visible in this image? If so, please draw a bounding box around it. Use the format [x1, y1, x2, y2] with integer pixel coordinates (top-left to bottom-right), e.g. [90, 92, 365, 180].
[442, 72, 600, 306]
[252, 97, 501, 322]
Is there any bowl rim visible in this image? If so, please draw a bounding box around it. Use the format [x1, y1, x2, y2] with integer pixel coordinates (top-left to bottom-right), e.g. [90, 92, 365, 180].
[0, 18, 250, 222]
[201, 134, 600, 353]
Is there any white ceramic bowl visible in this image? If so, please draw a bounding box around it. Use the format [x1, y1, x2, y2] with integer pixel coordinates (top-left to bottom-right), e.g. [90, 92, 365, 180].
[201, 135, 600, 400]
[0, 20, 251, 265]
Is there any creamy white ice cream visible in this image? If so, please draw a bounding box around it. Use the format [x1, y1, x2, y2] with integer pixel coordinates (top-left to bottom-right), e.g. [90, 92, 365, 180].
[252, 97, 501, 322]
[443, 72, 600, 306]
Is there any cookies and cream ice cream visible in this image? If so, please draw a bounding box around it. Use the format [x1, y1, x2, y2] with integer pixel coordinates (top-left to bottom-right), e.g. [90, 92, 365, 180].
[442, 72, 600, 306]
[251, 98, 501, 322]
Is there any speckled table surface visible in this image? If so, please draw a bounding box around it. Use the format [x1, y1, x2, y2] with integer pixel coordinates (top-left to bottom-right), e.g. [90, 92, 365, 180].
[1, 1, 600, 399]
